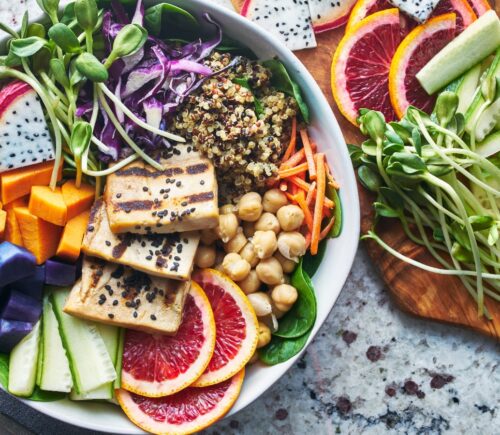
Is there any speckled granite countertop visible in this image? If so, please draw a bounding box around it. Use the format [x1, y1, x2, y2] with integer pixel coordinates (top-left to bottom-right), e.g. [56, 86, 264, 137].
[0, 2, 499, 434]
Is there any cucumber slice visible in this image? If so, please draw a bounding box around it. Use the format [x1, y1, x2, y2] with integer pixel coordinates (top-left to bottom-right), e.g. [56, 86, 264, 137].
[35, 319, 44, 387]
[70, 325, 121, 401]
[39, 298, 73, 393]
[475, 98, 500, 142]
[8, 321, 41, 397]
[416, 11, 500, 94]
[455, 64, 482, 114]
[114, 328, 125, 390]
[50, 290, 116, 394]
[477, 131, 500, 159]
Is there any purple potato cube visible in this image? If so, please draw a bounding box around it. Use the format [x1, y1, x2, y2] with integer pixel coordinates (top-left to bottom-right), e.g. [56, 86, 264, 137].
[1, 290, 42, 324]
[0, 319, 33, 353]
[0, 242, 36, 286]
[45, 259, 77, 287]
[10, 265, 45, 300]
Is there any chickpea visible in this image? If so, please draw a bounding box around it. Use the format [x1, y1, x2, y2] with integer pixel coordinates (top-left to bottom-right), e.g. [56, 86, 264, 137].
[255, 212, 280, 234]
[223, 228, 247, 253]
[252, 230, 278, 259]
[222, 253, 251, 281]
[219, 204, 236, 215]
[271, 302, 286, 319]
[277, 231, 307, 262]
[248, 292, 273, 316]
[257, 321, 272, 348]
[263, 188, 288, 213]
[274, 252, 297, 274]
[271, 284, 298, 312]
[256, 257, 284, 285]
[194, 245, 216, 268]
[242, 221, 256, 238]
[200, 228, 218, 245]
[216, 213, 239, 243]
[277, 205, 305, 231]
[237, 192, 263, 222]
[237, 270, 261, 294]
[240, 242, 259, 267]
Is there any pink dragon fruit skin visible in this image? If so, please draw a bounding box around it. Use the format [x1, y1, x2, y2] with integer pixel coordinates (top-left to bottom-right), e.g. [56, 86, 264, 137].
[309, 0, 358, 33]
[0, 81, 55, 173]
[241, 0, 317, 51]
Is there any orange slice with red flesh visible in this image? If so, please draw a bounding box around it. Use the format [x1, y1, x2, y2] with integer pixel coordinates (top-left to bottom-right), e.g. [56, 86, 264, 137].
[466, 0, 491, 16]
[332, 8, 403, 125]
[346, 0, 393, 31]
[192, 269, 258, 387]
[389, 13, 457, 119]
[117, 369, 245, 435]
[121, 282, 216, 398]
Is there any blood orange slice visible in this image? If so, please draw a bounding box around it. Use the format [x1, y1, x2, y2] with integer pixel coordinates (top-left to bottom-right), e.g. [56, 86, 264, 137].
[389, 13, 457, 119]
[346, 0, 393, 31]
[331, 8, 403, 125]
[121, 282, 216, 398]
[432, 0, 476, 32]
[467, 0, 491, 16]
[192, 269, 258, 387]
[117, 369, 245, 435]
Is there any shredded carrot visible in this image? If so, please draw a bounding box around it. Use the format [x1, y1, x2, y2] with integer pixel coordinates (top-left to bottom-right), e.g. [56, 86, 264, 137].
[278, 162, 308, 178]
[311, 153, 325, 255]
[304, 231, 311, 250]
[295, 191, 313, 232]
[305, 181, 316, 206]
[289, 177, 334, 208]
[282, 117, 297, 162]
[300, 129, 316, 180]
[320, 217, 335, 240]
[280, 148, 305, 169]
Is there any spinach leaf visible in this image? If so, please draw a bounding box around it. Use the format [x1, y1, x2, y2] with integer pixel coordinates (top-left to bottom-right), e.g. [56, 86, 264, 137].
[0, 353, 8, 388]
[233, 77, 264, 117]
[302, 239, 326, 277]
[218, 36, 257, 58]
[274, 262, 317, 338]
[262, 59, 310, 123]
[259, 329, 311, 365]
[144, 3, 198, 39]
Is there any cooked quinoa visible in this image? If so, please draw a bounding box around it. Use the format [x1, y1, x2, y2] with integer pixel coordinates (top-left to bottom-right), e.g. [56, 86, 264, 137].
[172, 52, 297, 202]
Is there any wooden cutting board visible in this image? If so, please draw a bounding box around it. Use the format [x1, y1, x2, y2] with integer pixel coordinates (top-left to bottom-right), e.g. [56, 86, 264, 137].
[233, 0, 500, 339]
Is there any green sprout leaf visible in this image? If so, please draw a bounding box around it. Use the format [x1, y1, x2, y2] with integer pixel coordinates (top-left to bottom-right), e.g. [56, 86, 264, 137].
[75, 52, 108, 82]
[104, 24, 147, 68]
[70, 121, 92, 187]
[50, 58, 70, 89]
[36, 0, 60, 23]
[358, 165, 382, 192]
[435, 91, 459, 127]
[48, 23, 82, 53]
[10, 37, 47, 58]
[74, 0, 98, 31]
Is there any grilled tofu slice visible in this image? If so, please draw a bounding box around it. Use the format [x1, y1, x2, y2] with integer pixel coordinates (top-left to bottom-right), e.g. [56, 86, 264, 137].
[83, 200, 199, 281]
[64, 257, 189, 334]
[105, 146, 219, 234]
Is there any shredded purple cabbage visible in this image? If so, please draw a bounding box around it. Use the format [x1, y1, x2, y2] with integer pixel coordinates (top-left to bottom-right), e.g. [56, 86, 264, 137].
[77, 5, 230, 162]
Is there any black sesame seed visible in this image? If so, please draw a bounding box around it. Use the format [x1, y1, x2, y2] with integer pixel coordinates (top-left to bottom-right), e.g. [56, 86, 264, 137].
[108, 313, 114, 319]
[151, 315, 157, 321]
[113, 300, 119, 306]
[133, 311, 138, 318]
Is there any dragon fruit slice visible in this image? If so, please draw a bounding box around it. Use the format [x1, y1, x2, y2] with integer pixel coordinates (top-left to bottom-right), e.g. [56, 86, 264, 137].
[388, 0, 441, 22]
[0, 81, 54, 173]
[241, 0, 317, 51]
[309, 0, 358, 33]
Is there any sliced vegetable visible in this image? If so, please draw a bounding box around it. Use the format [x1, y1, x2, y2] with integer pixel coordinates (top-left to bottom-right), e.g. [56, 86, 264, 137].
[0, 241, 36, 286]
[474, 98, 500, 142]
[300, 129, 316, 180]
[0, 319, 33, 353]
[28, 186, 68, 226]
[0, 210, 6, 239]
[14, 207, 63, 265]
[311, 154, 326, 255]
[1, 290, 42, 324]
[274, 261, 316, 338]
[0, 161, 62, 204]
[3, 197, 28, 247]
[56, 210, 91, 263]
[451, 63, 482, 114]
[44, 260, 77, 287]
[8, 321, 40, 397]
[328, 186, 343, 238]
[61, 180, 95, 221]
[50, 289, 116, 394]
[477, 131, 500, 158]
[38, 297, 72, 393]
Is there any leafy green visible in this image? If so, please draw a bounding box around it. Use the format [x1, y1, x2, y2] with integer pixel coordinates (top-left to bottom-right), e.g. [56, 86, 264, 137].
[0, 353, 8, 388]
[302, 239, 326, 277]
[274, 261, 316, 338]
[262, 59, 310, 123]
[259, 329, 311, 365]
[144, 3, 198, 38]
[233, 77, 264, 117]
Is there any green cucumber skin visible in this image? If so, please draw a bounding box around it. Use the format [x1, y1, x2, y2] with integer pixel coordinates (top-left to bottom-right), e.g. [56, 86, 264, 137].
[114, 328, 125, 390]
[456, 64, 481, 114]
[8, 322, 41, 397]
[477, 131, 500, 158]
[475, 99, 500, 142]
[417, 11, 500, 95]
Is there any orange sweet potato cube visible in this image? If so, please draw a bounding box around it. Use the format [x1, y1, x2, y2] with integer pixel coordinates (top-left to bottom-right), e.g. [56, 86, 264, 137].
[61, 180, 95, 221]
[29, 186, 67, 226]
[56, 210, 91, 263]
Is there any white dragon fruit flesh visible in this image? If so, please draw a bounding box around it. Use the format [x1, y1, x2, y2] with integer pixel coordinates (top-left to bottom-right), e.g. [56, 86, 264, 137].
[0, 81, 54, 173]
[309, 0, 358, 33]
[389, 0, 441, 22]
[241, 0, 317, 51]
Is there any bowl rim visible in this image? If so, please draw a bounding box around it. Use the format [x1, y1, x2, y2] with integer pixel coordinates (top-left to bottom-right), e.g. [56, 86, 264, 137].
[2, 0, 360, 433]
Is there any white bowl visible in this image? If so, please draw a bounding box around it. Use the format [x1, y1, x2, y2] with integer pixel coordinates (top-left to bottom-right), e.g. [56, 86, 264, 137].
[10, 0, 360, 432]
